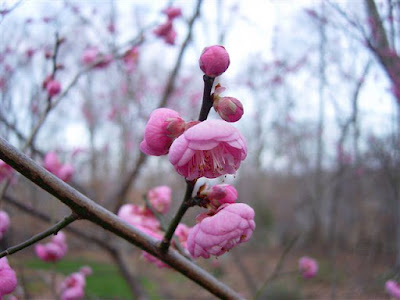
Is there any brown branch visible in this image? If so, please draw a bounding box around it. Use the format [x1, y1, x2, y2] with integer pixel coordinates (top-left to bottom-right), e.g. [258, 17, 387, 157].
[0, 136, 243, 300]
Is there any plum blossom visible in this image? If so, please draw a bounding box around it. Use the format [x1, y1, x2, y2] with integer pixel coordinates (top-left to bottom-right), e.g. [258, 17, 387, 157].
[140, 108, 185, 156]
[138, 226, 169, 268]
[35, 231, 67, 263]
[81, 47, 99, 65]
[200, 184, 237, 210]
[212, 85, 243, 122]
[45, 79, 61, 98]
[0, 257, 17, 298]
[0, 160, 13, 182]
[187, 203, 255, 258]
[168, 119, 247, 180]
[154, 7, 181, 45]
[43, 152, 75, 182]
[386, 280, 400, 299]
[298, 256, 318, 279]
[147, 185, 172, 214]
[163, 7, 182, 20]
[199, 45, 230, 77]
[117, 204, 160, 231]
[0, 210, 10, 240]
[175, 223, 190, 249]
[59, 266, 92, 300]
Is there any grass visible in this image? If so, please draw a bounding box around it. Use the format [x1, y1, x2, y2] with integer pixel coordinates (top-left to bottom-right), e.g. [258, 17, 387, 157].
[25, 257, 160, 299]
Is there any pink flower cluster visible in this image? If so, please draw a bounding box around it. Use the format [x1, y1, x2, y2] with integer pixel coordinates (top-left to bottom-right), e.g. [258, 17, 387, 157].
[187, 184, 255, 258]
[34, 231, 68, 263]
[153, 6, 182, 45]
[298, 256, 318, 279]
[59, 266, 92, 300]
[0, 160, 13, 182]
[117, 186, 190, 267]
[43, 151, 74, 182]
[386, 280, 400, 299]
[0, 257, 17, 298]
[0, 210, 10, 240]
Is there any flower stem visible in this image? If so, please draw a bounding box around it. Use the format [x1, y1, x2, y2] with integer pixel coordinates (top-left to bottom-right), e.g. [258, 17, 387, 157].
[160, 181, 195, 253]
[198, 75, 215, 121]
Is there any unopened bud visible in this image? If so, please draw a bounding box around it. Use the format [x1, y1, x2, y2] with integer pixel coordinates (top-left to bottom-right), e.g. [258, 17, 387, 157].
[199, 45, 230, 77]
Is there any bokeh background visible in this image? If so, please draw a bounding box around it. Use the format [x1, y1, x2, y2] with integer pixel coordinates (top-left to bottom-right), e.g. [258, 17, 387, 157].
[0, 0, 399, 299]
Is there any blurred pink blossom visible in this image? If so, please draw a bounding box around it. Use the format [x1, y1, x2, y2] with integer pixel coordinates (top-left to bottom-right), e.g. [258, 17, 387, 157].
[0, 160, 13, 182]
[175, 223, 190, 249]
[123, 47, 139, 73]
[59, 267, 92, 300]
[138, 226, 169, 268]
[168, 119, 247, 180]
[45, 79, 61, 98]
[199, 45, 230, 77]
[35, 232, 67, 263]
[201, 184, 238, 210]
[0, 257, 17, 298]
[147, 186, 172, 214]
[44, 152, 74, 182]
[187, 203, 255, 258]
[162, 7, 182, 20]
[298, 256, 318, 279]
[386, 280, 400, 299]
[81, 47, 99, 65]
[117, 204, 160, 231]
[140, 108, 185, 156]
[0, 210, 10, 240]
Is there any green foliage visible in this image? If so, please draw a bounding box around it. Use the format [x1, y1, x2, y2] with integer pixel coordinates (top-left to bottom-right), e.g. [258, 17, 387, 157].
[260, 282, 302, 300]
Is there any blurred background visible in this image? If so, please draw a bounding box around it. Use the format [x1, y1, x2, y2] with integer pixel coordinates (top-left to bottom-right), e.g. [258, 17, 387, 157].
[0, 0, 399, 299]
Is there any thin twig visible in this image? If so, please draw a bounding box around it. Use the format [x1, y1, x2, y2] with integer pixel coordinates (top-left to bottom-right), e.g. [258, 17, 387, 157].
[0, 213, 78, 258]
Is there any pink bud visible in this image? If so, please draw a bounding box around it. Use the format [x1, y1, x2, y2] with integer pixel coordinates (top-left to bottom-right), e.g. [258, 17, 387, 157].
[164, 28, 177, 45]
[187, 203, 255, 258]
[0, 211, 10, 240]
[386, 280, 400, 299]
[35, 232, 68, 263]
[147, 186, 172, 214]
[0, 160, 13, 182]
[46, 79, 61, 98]
[0, 257, 17, 298]
[298, 256, 318, 279]
[153, 20, 173, 37]
[168, 119, 247, 180]
[213, 96, 244, 122]
[202, 184, 238, 209]
[58, 164, 75, 182]
[140, 108, 184, 156]
[162, 7, 182, 20]
[199, 45, 230, 77]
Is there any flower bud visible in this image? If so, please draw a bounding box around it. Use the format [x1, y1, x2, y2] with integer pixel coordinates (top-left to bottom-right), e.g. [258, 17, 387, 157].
[200, 184, 238, 210]
[213, 96, 243, 122]
[298, 256, 318, 279]
[199, 45, 230, 77]
[46, 79, 61, 98]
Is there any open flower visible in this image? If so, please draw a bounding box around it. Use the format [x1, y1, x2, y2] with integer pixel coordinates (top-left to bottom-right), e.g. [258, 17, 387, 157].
[34, 232, 68, 263]
[298, 256, 318, 279]
[187, 203, 255, 258]
[147, 186, 172, 214]
[140, 108, 185, 156]
[0, 257, 17, 298]
[168, 119, 247, 180]
[0, 210, 10, 240]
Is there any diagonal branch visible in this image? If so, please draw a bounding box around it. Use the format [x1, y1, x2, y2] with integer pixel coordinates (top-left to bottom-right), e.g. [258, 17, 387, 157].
[0, 136, 243, 300]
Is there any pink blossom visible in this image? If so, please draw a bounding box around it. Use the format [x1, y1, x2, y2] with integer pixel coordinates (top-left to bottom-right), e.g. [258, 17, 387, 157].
[94, 54, 113, 69]
[0, 257, 17, 298]
[201, 184, 237, 209]
[0, 160, 13, 182]
[213, 96, 243, 122]
[117, 204, 160, 231]
[168, 119, 247, 180]
[164, 28, 177, 45]
[386, 280, 400, 299]
[43, 152, 74, 182]
[175, 223, 190, 249]
[140, 108, 185, 156]
[46, 79, 61, 98]
[147, 186, 172, 214]
[138, 226, 169, 268]
[123, 47, 139, 72]
[81, 47, 99, 65]
[0, 210, 10, 240]
[199, 45, 230, 77]
[58, 164, 75, 182]
[163, 7, 182, 20]
[187, 203, 255, 258]
[79, 266, 92, 276]
[59, 269, 90, 300]
[298, 256, 318, 278]
[153, 20, 177, 45]
[35, 232, 68, 263]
